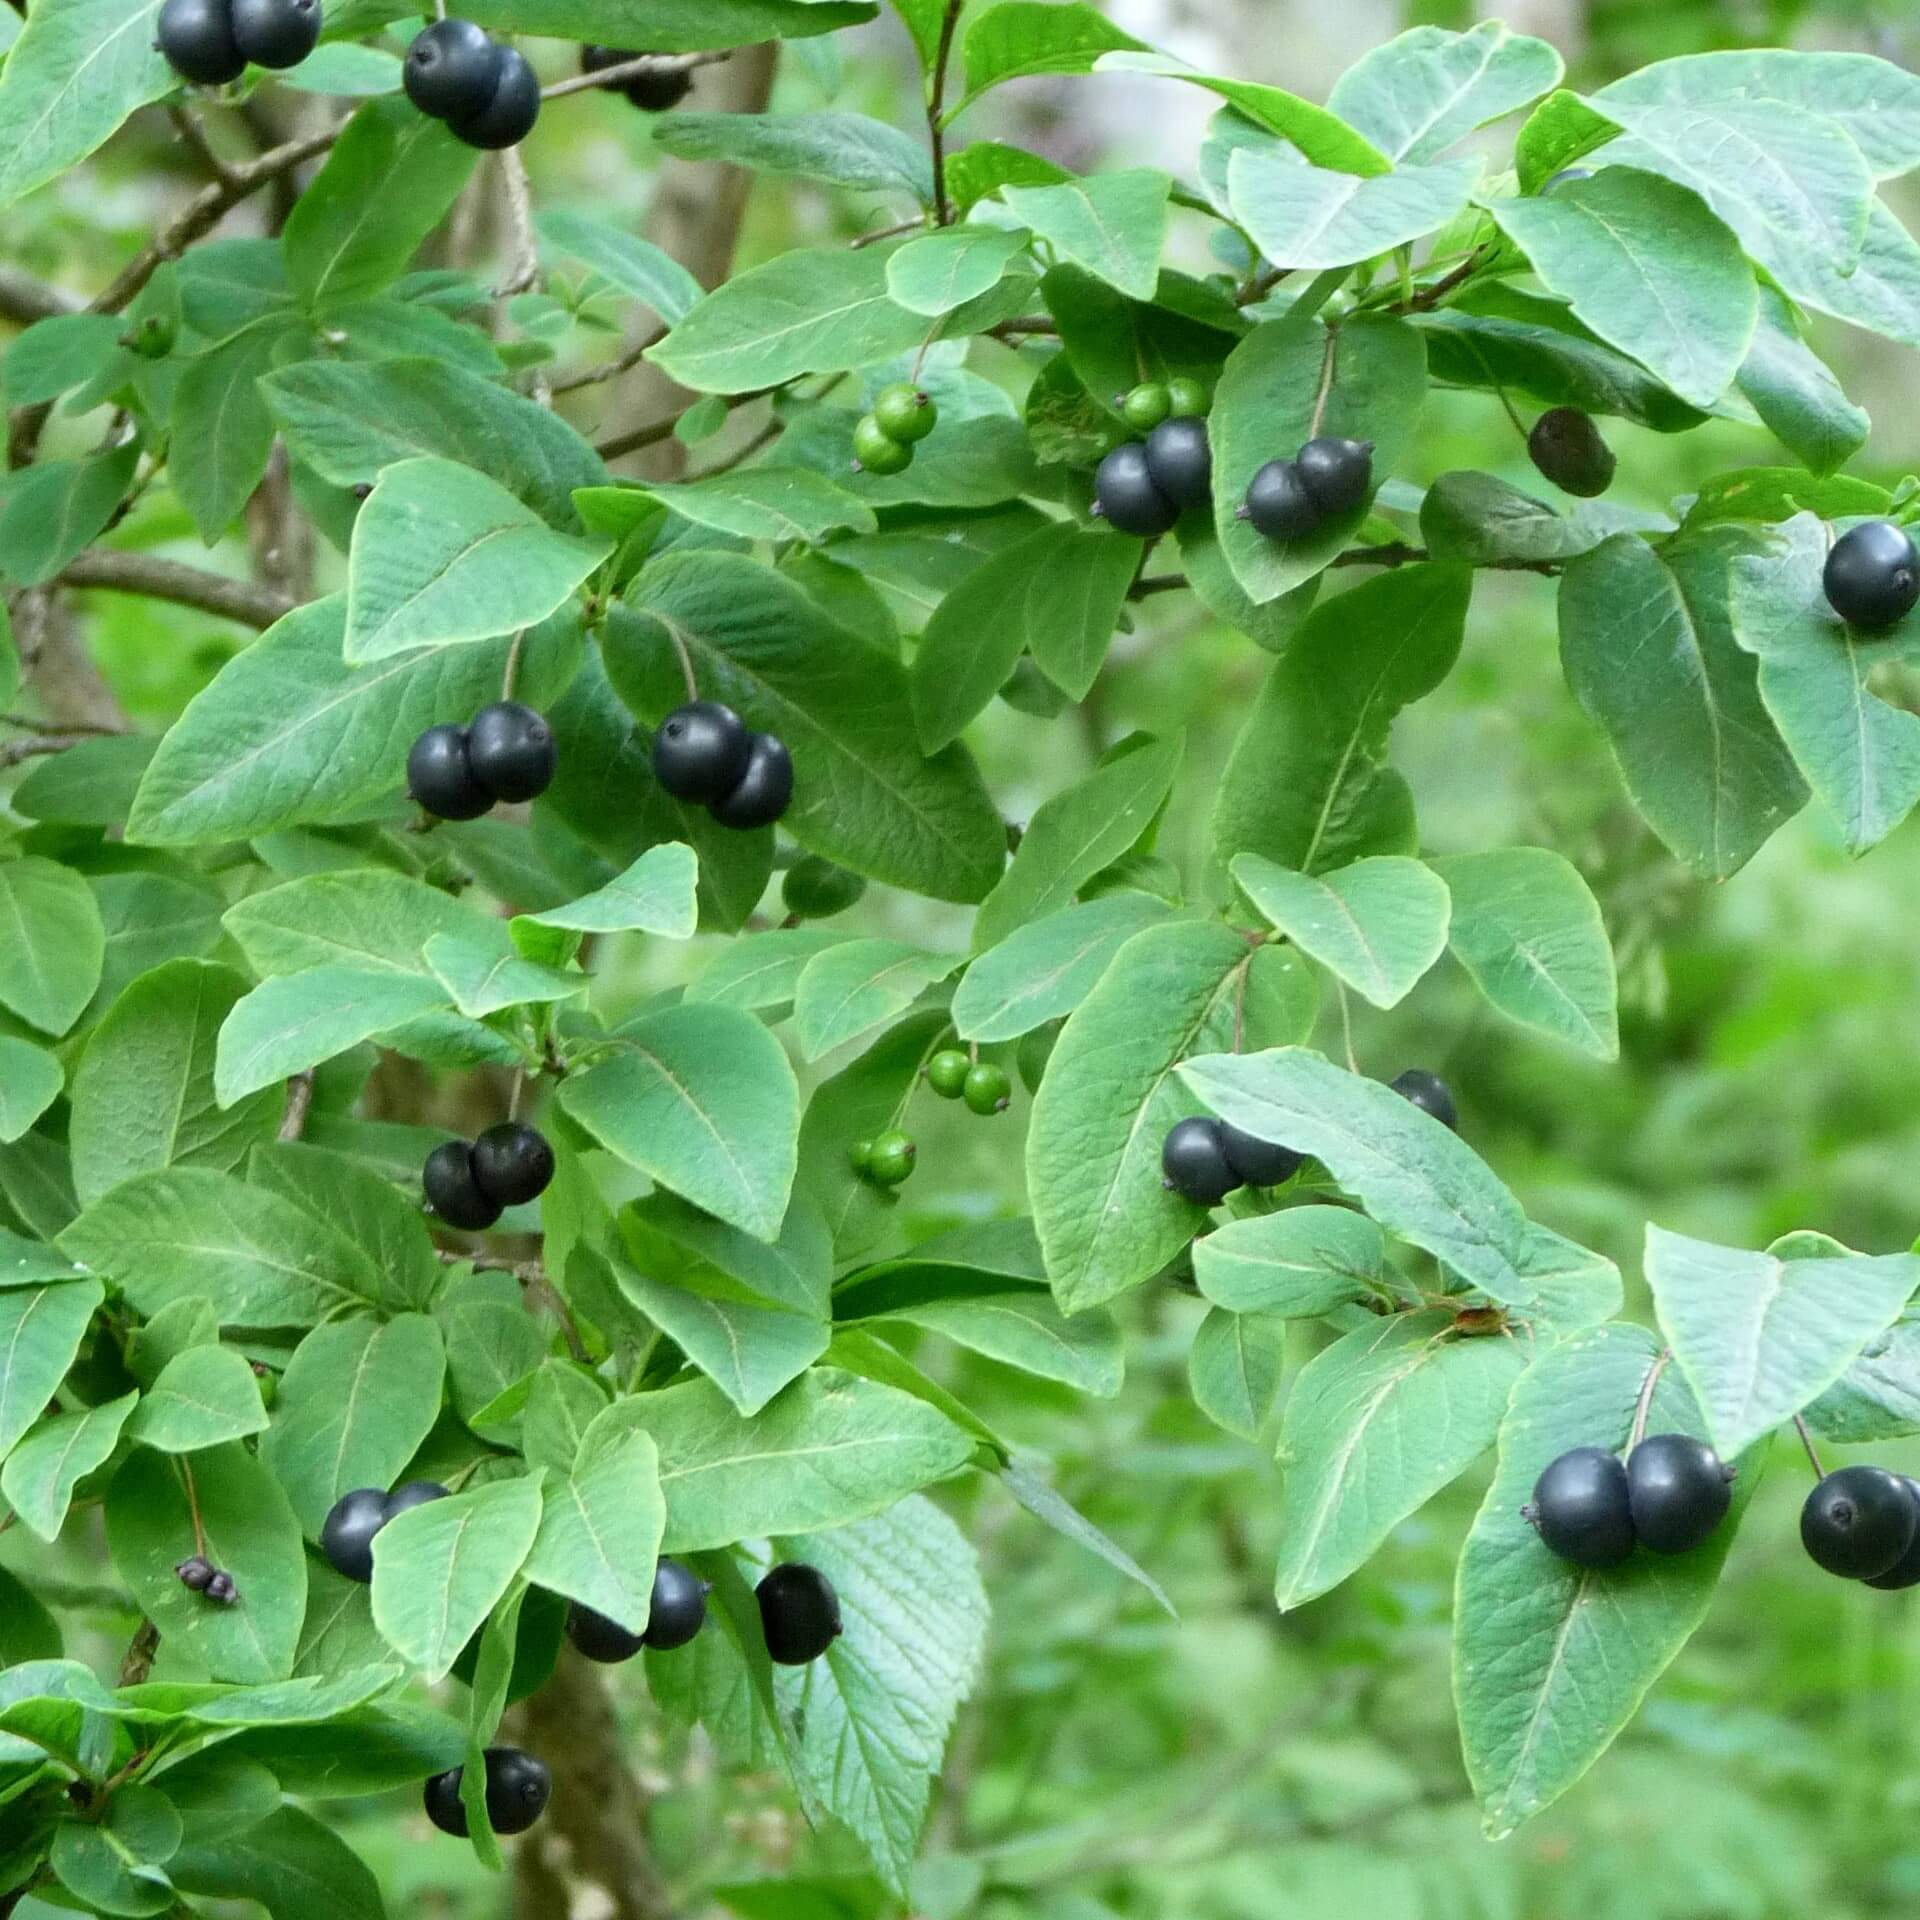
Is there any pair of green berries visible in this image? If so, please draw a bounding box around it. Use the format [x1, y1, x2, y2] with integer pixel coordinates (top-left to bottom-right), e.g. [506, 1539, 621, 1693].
[852, 383, 939, 476]
[927, 1048, 1011, 1115]
[1117, 376, 1210, 433]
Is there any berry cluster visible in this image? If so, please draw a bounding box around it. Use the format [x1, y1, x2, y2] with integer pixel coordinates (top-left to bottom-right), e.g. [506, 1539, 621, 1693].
[1239, 436, 1374, 542]
[579, 43, 693, 112]
[1527, 1434, 1734, 1566]
[423, 1122, 556, 1232]
[404, 19, 540, 151]
[564, 1560, 710, 1663]
[174, 1554, 237, 1605]
[652, 700, 793, 830]
[782, 854, 866, 920]
[1802, 1464, 1920, 1588]
[852, 383, 940, 477]
[408, 701, 557, 821]
[926, 1048, 1010, 1116]
[1528, 407, 1616, 499]
[155, 0, 317, 85]
[1090, 382, 1212, 538]
[425, 1747, 551, 1838]
[320, 1481, 450, 1584]
[1824, 520, 1920, 632]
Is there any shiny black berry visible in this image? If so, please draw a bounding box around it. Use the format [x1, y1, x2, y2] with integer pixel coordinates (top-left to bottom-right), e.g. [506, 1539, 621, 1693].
[450, 45, 540, 151]
[652, 700, 752, 805]
[1823, 520, 1920, 631]
[407, 724, 491, 821]
[1866, 1478, 1920, 1590]
[1802, 1464, 1918, 1579]
[1218, 1122, 1303, 1189]
[782, 855, 865, 919]
[564, 1602, 644, 1664]
[156, 0, 246, 85]
[1526, 1446, 1635, 1568]
[425, 1748, 551, 1838]
[644, 1559, 708, 1650]
[466, 700, 556, 803]
[424, 1765, 469, 1837]
[757, 1562, 843, 1665]
[1391, 1068, 1458, 1132]
[1294, 436, 1374, 515]
[1528, 407, 1616, 499]
[319, 1487, 390, 1584]
[470, 1122, 555, 1209]
[405, 18, 500, 120]
[1625, 1433, 1734, 1554]
[424, 1140, 502, 1231]
[229, 0, 317, 68]
[1142, 417, 1212, 512]
[1161, 1117, 1240, 1207]
[1241, 459, 1321, 541]
[711, 733, 794, 830]
[581, 43, 692, 111]
[384, 1480, 450, 1520]
[1092, 443, 1179, 538]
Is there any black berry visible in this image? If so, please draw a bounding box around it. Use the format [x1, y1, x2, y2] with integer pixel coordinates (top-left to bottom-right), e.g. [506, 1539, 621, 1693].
[1866, 1478, 1920, 1589]
[1294, 436, 1374, 515]
[1142, 416, 1212, 512]
[407, 724, 491, 821]
[1391, 1068, 1458, 1132]
[1823, 520, 1920, 632]
[1160, 1117, 1240, 1207]
[580, 43, 692, 111]
[156, 0, 245, 84]
[782, 855, 865, 919]
[1625, 1432, 1734, 1554]
[424, 1747, 551, 1838]
[229, 0, 317, 68]
[643, 1559, 708, 1650]
[466, 700, 555, 803]
[1801, 1464, 1917, 1579]
[1528, 407, 1616, 499]
[1217, 1121, 1303, 1189]
[424, 1140, 502, 1231]
[756, 1562, 843, 1665]
[385, 1480, 450, 1520]
[175, 1554, 215, 1591]
[405, 18, 500, 120]
[711, 732, 794, 830]
[1092, 443, 1179, 538]
[470, 1122, 555, 1209]
[424, 1765, 469, 1837]
[1526, 1446, 1635, 1568]
[450, 45, 541, 152]
[564, 1602, 644, 1664]
[319, 1487, 390, 1584]
[1241, 460, 1321, 541]
[652, 700, 752, 805]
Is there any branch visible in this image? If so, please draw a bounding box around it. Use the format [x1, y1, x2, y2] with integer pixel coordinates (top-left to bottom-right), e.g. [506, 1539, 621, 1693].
[0, 267, 79, 325]
[927, 0, 964, 225]
[539, 47, 730, 104]
[58, 549, 295, 628]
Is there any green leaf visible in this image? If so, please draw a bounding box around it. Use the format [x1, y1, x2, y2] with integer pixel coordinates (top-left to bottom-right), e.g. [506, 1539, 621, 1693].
[1805, 1311, 1920, 1443]
[1233, 853, 1450, 1009]
[559, 1002, 800, 1241]
[1326, 22, 1564, 163]
[887, 227, 1031, 317]
[282, 96, 475, 309]
[791, 940, 957, 1060]
[1, 1391, 135, 1541]
[1485, 167, 1755, 408]
[515, 841, 698, 939]
[1735, 284, 1869, 477]
[106, 1444, 307, 1683]
[536, 209, 703, 324]
[1428, 848, 1618, 1059]
[343, 456, 609, 663]
[1418, 470, 1612, 567]
[953, 893, 1169, 1042]
[686, 927, 851, 1012]
[51, 1801, 177, 1917]
[225, 866, 495, 978]
[1644, 1223, 1920, 1458]
[423, 933, 582, 1021]
[525, 1428, 664, 1633]
[959, 2, 1148, 104]
[370, 1472, 543, 1682]
[126, 1344, 268, 1453]
[652, 110, 935, 203]
[1455, 1326, 1749, 1836]
[171, 319, 298, 544]
[0, 1279, 104, 1461]
[260, 1314, 447, 1536]
[445, 0, 874, 39]
[1188, 1306, 1286, 1439]
[0, 444, 138, 585]
[1212, 312, 1428, 604]
[0, 855, 104, 1038]
[214, 967, 450, 1106]
[610, 552, 1005, 904]
[1230, 151, 1480, 272]
[437, 1275, 546, 1428]
[1193, 1205, 1389, 1317]
[69, 961, 279, 1210]
[522, 1362, 610, 1473]
[1558, 530, 1806, 878]
[171, 1805, 384, 1920]
[1213, 565, 1468, 876]
[624, 468, 878, 547]
[0, 1035, 60, 1144]
[875, 1289, 1122, 1397]
[999, 169, 1170, 301]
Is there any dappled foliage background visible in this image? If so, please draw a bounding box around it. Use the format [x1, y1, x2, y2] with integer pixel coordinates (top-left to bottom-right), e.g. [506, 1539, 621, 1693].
[9, 0, 1920, 1915]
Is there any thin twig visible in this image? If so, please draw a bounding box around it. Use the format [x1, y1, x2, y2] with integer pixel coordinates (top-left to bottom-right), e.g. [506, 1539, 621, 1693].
[494, 150, 541, 300]
[0, 731, 104, 769]
[547, 329, 664, 397]
[538, 47, 729, 103]
[928, 0, 965, 225]
[850, 216, 930, 250]
[167, 104, 237, 187]
[1793, 1414, 1827, 1479]
[1628, 1349, 1670, 1451]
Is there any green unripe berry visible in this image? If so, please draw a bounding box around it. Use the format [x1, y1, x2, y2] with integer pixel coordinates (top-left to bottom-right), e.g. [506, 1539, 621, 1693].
[865, 1129, 917, 1186]
[926, 1050, 971, 1099]
[962, 1062, 1011, 1116]
[1165, 375, 1209, 418]
[852, 415, 914, 475]
[782, 855, 866, 920]
[848, 1137, 876, 1175]
[124, 313, 176, 360]
[252, 1362, 277, 1410]
[1120, 382, 1172, 431]
[873, 382, 937, 444]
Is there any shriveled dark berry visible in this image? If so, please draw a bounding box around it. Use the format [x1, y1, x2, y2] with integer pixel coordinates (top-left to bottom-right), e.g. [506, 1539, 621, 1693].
[1161, 1116, 1240, 1207]
[319, 1487, 390, 1584]
[711, 733, 794, 830]
[1217, 1121, 1303, 1189]
[175, 1555, 215, 1591]
[756, 1562, 842, 1665]
[1802, 1465, 1917, 1579]
[1526, 1446, 1635, 1568]
[1092, 443, 1179, 538]
[1294, 436, 1374, 515]
[1626, 1432, 1734, 1554]
[156, 0, 246, 85]
[203, 1570, 237, 1605]
[1241, 459, 1321, 541]
[229, 0, 318, 69]
[404, 18, 500, 120]
[1823, 520, 1920, 632]
[466, 700, 556, 803]
[565, 1602, 645, 1664]
[652, 701, 752, 805]
[1142, 416, 1212, 511]
[470, 1122, 555, 1209]
[1528, 407, 1616, 499]
[407, 724, 490, 821]
[643, 1559, 708, 1650]
[423, 1140, 502, 1231]
[1391, 1068, 1458, 1132]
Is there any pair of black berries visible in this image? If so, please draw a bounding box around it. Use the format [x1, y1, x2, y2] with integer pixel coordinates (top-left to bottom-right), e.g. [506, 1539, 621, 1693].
[425, 1747, 551, 1838]
[652, 701, 794, 830]
[408, 701, 556, 822]
[1824, 521, 1920, 632]
[156, 0, 317, 85]
[1238, 436, 1374, 542]
[1801, 1465, 1920, 1588]
[1091, 417, 1212, 538]
[423, 1122, 555, 1232]
[579, 44, 693, 112]
[174, 1555, 237, 1605]
[1527, 1435, 1735, 1566]
[404, 19, 540, 151]
[1161, 1067, 1456, 1208]
[319, 1481, 450, 1583]
[568, 1561, 841, 1667]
